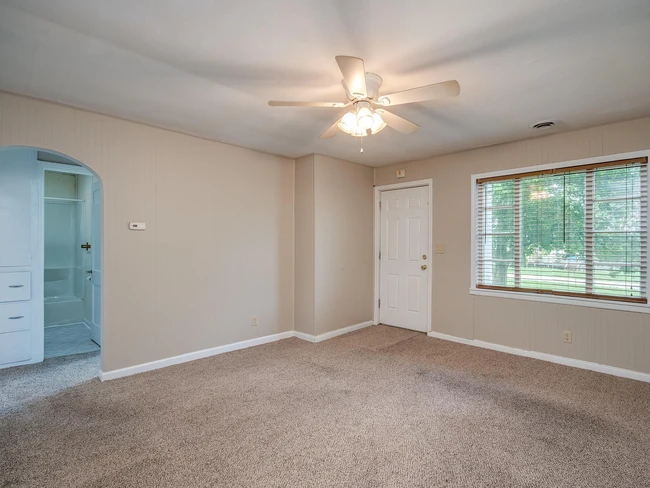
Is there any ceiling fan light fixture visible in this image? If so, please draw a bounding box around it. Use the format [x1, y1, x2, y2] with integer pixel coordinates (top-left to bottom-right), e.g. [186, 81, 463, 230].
[370, 112, 387, 134]
[337, 106, 387, 137]
[358, 113, 374, 130]
[269, 55, 460, 141]
[355, 102, 374, 130]
[338, 110, 367, 137]
[338, 111, 356, 134]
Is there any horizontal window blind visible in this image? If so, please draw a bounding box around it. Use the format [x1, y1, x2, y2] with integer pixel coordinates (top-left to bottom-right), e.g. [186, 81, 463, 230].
[475, 157, 648, 303]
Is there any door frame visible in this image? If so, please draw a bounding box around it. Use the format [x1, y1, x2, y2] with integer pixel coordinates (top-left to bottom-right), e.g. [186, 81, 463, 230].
[89, 179, 102, 345]
[40, 161, 102, 357]
[373, 179, 433, 332]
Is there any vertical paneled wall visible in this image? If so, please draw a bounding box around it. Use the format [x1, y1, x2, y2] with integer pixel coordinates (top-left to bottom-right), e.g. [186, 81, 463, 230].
[374, 117, 650, 374]
[294, 154, 375, 337]
[0, 92, 295, 372]
[294, 155, 315, 335]
[313, 155, 374, 336]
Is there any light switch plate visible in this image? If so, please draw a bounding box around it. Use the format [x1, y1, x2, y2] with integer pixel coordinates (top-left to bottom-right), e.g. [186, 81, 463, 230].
[396, 169, 406, 178]
[129, 222, 146, 231]
[435, 244, 445, 254]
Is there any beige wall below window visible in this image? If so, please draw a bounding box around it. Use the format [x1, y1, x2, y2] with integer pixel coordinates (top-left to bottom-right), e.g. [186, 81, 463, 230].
[374, 116, 650, 374]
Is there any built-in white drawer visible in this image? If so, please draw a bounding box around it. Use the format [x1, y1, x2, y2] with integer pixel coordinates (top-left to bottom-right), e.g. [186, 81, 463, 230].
[0, 302, 31, 333]
[0, 330, 31, 365]
[0, 272, 31, 302]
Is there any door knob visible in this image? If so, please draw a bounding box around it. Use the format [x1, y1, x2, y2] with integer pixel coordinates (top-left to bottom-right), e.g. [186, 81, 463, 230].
[421, 264, 427, 270]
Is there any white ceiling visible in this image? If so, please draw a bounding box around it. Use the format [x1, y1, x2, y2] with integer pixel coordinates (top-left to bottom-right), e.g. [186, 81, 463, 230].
[1, 0, 649, 167]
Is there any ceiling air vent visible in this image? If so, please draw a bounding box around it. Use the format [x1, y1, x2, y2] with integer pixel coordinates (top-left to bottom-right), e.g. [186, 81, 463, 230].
[530, 120, 556, 130]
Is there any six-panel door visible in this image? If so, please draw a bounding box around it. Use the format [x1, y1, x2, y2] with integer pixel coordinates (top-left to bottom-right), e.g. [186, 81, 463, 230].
[379, 186, 429, 332]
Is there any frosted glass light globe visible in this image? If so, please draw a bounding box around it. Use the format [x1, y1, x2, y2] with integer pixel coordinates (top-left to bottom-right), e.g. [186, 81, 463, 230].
[356, 106, 374, 130]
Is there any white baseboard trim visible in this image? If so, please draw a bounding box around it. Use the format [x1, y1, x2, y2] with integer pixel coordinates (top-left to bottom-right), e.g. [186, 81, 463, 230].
[427, 331, 650, 383]
[293, 320, 373, 343]
[293, 330, 316, 342]
[316, 320, 373, 342]
[101, 322, 375, 381]
[100, 330, 294, 381]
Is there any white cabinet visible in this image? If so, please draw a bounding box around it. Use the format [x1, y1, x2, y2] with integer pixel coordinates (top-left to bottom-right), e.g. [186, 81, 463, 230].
[0, 155, 34, 267]
[0, 272, 31, 302]
[0, 331, 31, 364]
[0, 148, 41, 369]
[0, 302, 31, 333]
[0, 274, 33, 365]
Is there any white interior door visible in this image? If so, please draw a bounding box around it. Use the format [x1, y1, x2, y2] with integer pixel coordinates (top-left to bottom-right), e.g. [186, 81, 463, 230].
[379, 186, 430, 332]
[90, 180, 102, 345]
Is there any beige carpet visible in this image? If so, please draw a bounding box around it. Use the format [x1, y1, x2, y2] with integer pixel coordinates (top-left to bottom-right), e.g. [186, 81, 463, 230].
[1, 351, 99, 415]
[1, 325, 649, 487]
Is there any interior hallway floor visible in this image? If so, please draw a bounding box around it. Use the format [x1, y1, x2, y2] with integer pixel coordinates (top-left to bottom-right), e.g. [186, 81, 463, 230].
[44, 322, 100, 359]
[1, 325, 649, 487]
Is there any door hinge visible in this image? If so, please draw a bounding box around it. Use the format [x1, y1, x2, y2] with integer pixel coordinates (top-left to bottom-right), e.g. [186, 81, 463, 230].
[379, 250, 381, 260]
[379, 201, 382, 210]
[378, 298, 381, 308]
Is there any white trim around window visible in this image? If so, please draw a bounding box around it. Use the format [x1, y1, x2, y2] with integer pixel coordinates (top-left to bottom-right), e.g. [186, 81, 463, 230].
[470, 150, 650, 314]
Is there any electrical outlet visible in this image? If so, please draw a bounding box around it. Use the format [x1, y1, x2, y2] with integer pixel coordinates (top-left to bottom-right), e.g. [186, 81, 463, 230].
[252, 316, 258, 326]
[563, 331, 572, 343]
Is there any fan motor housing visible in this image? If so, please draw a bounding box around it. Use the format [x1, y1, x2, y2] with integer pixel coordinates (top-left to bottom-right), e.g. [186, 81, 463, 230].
[364, 73, 383, 100]
[342, 72, 383, 101]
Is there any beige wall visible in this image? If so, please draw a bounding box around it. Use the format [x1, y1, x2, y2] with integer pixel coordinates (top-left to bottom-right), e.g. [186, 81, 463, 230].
[10, 88, 647, 376]
[375, 117, 650, 374]
[314, 155, 374, 335]
[294, 154, 315, 335]
[0, 92, 294, 372]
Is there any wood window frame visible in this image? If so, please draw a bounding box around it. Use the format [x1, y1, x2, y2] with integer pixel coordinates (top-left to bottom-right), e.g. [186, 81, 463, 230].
[471, 152, 650, 313]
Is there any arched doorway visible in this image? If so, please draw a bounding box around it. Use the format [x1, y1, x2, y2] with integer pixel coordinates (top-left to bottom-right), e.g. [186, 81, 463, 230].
[0, 146, 104, 380]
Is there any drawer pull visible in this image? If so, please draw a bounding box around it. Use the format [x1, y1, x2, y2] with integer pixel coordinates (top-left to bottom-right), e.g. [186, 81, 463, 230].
[8, 316, 24, 320]
[8, 285, 24, 288]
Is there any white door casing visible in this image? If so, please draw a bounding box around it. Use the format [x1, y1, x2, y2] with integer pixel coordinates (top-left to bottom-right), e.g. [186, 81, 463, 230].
[379, 186, 430, 332]
[90, 180, 102, 345]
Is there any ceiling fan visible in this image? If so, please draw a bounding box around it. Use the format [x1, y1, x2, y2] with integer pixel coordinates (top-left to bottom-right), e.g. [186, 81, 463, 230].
[268, 56, 460, 139]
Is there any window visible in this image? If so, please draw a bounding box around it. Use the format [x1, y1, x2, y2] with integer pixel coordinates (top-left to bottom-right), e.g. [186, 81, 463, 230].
[474, 156, 648, 304]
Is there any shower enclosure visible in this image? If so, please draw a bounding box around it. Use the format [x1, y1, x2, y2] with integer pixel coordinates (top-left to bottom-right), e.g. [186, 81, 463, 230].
[43, 170, 99, 355]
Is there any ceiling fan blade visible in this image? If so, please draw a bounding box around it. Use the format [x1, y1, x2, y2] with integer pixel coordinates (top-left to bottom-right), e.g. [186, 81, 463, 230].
[335, 56, 367, 98]
[268, 101, 348, 107]
[320, 118, 341, 139]
[377, 109, 420, 134]
[377, 80, 460, 106]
